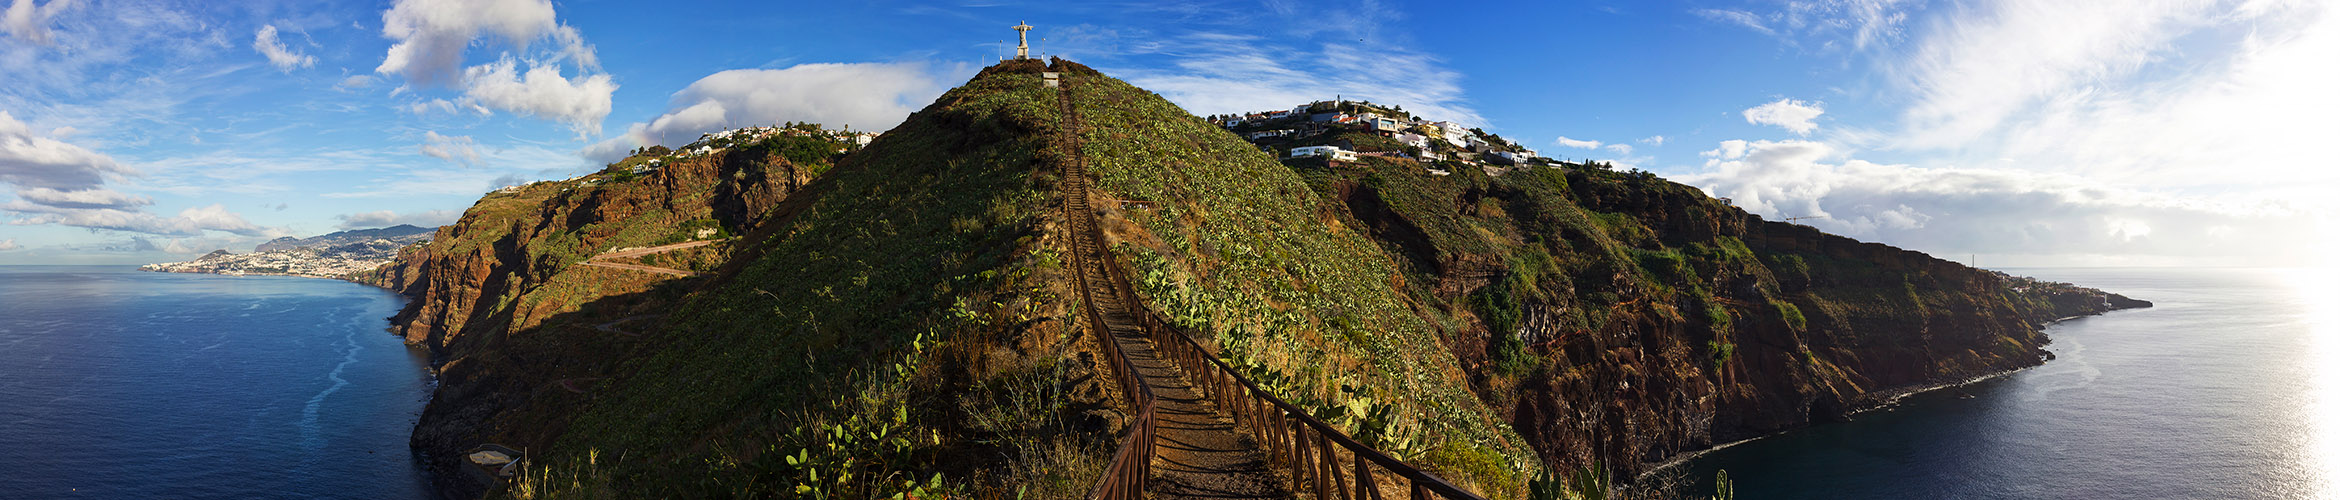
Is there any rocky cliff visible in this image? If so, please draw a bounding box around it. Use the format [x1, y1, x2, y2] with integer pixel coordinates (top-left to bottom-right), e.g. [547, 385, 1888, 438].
[349, 128, 837, 499]
[1274, 138, 2148, 484]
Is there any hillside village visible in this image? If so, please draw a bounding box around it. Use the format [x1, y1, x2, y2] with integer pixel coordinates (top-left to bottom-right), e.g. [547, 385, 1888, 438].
[139, 230, 432, 279]
[1209, 99, 1593, 175]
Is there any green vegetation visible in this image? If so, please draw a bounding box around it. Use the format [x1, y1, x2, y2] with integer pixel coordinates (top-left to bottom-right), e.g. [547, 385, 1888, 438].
[1068, 68, 1536, 493]
[1708, 341, 1737, 370]
[393, 58, 2133, 499]
[1772, 298, 1807, 331]
[532, 63, 1094, 497]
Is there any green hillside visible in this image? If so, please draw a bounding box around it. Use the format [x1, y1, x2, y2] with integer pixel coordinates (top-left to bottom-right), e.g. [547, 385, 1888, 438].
[374, 57, 2145, 500]
[1066, 67, 1538, 493]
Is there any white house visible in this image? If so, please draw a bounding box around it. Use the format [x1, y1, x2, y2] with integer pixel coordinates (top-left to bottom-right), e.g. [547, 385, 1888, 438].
[1394, 132, 1430, 150]
[1290, 145, 1357, 162]
[1429, 121, 1468, 139]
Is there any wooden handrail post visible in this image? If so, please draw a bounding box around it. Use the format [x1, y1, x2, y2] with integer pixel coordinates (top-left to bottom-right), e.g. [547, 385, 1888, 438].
[1294, 420, 1310, 492]
[1324, 432, 1350, 500]
[1319, 425, 1338, 500]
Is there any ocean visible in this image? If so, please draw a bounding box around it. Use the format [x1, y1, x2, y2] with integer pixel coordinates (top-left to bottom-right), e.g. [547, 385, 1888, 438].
[0, 266, 433, 499]
[3, 265, 2327, 499]
[1677, 267, 2340, 499]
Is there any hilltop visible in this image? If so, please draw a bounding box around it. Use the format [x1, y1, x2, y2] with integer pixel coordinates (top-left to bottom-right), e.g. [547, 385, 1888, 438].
[256, 224, 435, 252]
[366, 58, 2145, 499]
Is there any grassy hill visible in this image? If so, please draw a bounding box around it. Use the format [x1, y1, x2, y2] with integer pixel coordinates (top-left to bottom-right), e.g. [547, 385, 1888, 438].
[372, 58, 2145, 499]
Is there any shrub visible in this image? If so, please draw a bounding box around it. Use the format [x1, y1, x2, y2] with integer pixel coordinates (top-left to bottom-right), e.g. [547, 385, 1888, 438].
[1772, 298, 1808, 330]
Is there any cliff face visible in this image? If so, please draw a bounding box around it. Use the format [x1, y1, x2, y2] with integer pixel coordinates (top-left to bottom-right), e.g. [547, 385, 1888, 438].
[1289, 150, 2147, 481]
[357, 144, 816, 350]
[350, 137, 829, 499]
[372, 65, 1130, 499]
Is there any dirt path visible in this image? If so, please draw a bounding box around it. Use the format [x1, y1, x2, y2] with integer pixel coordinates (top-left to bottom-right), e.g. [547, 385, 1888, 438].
[579, 260, 703, 277]
[594, 314, 657, 338]
[595, 240, 716, 259]
[579, 240, 717, 277]
[1057, 70, 1291, 499]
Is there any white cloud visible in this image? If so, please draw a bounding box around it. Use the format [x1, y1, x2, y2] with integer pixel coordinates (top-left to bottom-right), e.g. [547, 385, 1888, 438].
[5, 201, 286, 237]
[0, 238, 17, 251]
[251, 24, 314, 73]
[373, 0, 611, 134]
[1870, 0, 2339, 197]
[0, 0, 76, 45]
[418, 131, 480, 166]
[1604, 143, 1633, 155]
[1679, 139, 2321, 266]
[374, 0, 586, 85]
[14, 186, 148, 209]
[457, 58, 615, 136]
[1118, 33, 1483, 127]
[1554, 136, 1601, 149]
[335, 209, 458, 230]
[1692, 0, 1916, 51]
[1887, 1, 2205, 150]
[583, 62, 952, 161]
[1695, 9, 1775, 35]
[1639, 135, 1666, 146]
[0, 110, 133, 190]
[1743, 98, 1825, 135]
[335, 75, 377, 90]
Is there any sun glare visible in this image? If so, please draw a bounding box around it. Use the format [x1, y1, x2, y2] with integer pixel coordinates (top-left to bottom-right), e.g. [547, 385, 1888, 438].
[2293, 266, 2340, 498]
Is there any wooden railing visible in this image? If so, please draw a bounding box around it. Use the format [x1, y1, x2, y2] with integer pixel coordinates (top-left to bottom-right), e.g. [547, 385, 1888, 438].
[1063, 61, 1485, 499]
[1075, 237, 1155, 498]
[1061, 70, 1157, 500]
[1089, 242, 1490, 500]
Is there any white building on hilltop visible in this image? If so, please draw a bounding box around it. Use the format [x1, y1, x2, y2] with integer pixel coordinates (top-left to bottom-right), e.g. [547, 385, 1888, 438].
[1290, 145, 1357, 162]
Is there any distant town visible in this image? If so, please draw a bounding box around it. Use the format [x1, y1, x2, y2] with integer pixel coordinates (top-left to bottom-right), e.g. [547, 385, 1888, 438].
[1209, 98, 1586, 176]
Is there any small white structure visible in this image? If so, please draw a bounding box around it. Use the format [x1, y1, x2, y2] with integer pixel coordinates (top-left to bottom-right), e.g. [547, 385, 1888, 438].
[1013, 22, 1034, 59]
[1394, 132, 1429, 150]
[1290, 145, 1357, 162]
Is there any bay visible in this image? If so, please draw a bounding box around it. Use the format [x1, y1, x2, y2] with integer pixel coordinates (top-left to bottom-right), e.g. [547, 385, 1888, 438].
[0, 266, 433, 499]
[1678, 267, 2340, 499]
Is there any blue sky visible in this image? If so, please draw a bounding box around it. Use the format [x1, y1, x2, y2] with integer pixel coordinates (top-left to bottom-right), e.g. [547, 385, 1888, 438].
[0, 0, 2332, 267]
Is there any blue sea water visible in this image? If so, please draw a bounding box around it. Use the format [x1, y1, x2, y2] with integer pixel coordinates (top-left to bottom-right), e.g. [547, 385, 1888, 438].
[0, 266, 433, 499]
[1678, 267, 2340, 499]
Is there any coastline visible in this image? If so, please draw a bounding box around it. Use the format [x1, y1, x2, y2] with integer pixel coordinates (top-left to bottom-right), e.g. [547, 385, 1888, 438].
[1631, 306, 2137, 483]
